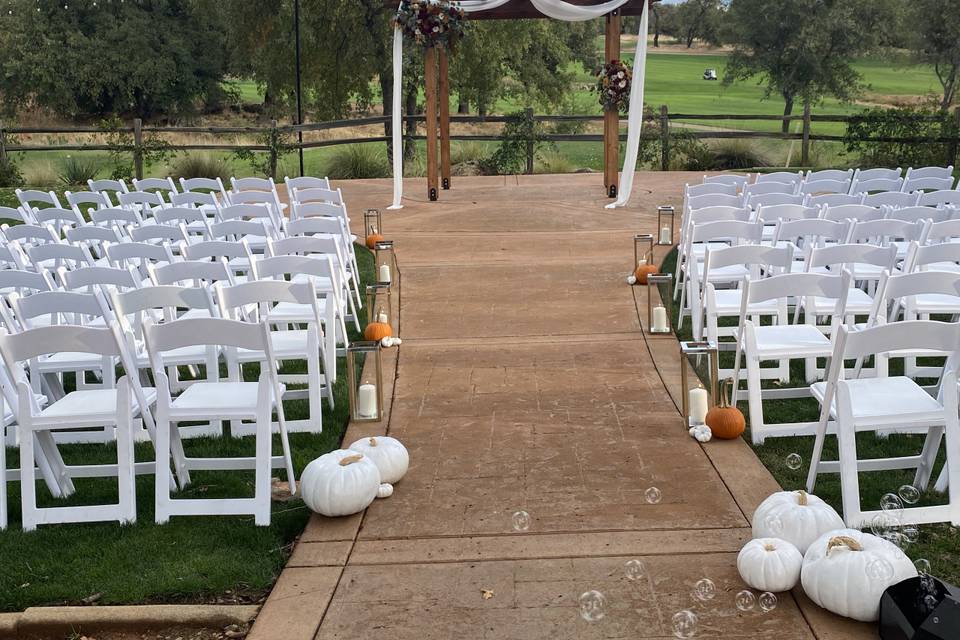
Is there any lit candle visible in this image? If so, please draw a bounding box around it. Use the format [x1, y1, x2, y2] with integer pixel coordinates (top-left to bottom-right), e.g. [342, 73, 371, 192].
[689, 387, 709, 424]
[379, 264, 392, 284]
[377, 310, 388, 324]
[660, 226, 672, 244]
[653, 305, 668, 332]
[357, 383, 378, 418]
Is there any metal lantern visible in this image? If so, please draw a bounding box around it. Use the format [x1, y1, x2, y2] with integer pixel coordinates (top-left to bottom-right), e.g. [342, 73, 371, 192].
[679, 341, 719, 427]
[657, 206, 676, 246]
[633, 233, 654, 271]
[346, 341, 384, 422]
[364, 209, 383, 246]
[374, 240, 396, 286]
[646, 273, 673, 335]
[365, 284, 393, 327]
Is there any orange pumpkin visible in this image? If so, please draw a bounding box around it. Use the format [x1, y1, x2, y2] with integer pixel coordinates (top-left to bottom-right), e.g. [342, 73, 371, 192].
[366, 232, 385, 250]
[705, 378, 745, 439]
[364, 321, 393, 341]
[634, 263, 658, 285]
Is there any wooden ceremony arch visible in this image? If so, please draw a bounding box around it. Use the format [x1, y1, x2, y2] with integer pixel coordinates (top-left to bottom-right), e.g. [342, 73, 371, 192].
[387, 0, 653, 201]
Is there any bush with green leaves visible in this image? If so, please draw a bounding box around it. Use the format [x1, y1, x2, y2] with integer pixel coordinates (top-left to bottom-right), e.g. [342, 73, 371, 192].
[844, 105, 958, 169]
[234, 127, 296, 180]
[324, 144, 390, 180]
[708, 140, 768, 170]
[479, 109, 550, 176]
[58, 156, 101, 187]
[171, 153, 230, 180]
[0, 155, 23, 188]
[98, 116, 175, 181]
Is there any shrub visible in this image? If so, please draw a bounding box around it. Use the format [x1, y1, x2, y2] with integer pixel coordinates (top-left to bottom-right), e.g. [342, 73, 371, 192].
[479, 109, 550, 175]
[324, 144, 390, 180]
[708, 140, 768, 170]
[58, 155, 101, 187]
[843, 105, 957, 168]
[535, 149, 575, 174]
[0, 155, 24, 188]
[171, 153, 230, 180]
[23, 161, 58, 188]
[450, 141, 489, 165]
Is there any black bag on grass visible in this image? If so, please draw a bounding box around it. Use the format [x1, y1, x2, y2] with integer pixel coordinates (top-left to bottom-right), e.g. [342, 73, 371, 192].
[879, 575, 960, 639]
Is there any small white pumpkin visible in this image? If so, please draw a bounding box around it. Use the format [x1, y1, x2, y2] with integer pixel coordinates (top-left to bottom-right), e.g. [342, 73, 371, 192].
[689, 425, 712, 442]
[752, 490, 844, 554]
[300, 450, 381, 517]
[377, 483, 394, 498]
[348, 436, 409, 484]
[737, 537, 803, 592]
[801, 528, 917, 622]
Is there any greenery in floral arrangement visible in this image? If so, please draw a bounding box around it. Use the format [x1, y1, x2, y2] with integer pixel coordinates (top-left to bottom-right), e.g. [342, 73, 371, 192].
[394, 0, 467, 50]
[595, 60, 632, 113]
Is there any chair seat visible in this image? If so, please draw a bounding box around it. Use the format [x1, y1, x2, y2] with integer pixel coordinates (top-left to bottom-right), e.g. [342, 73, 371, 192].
[39, 387, 156, 421]
[910, 293, 960, 315]
[702, 265, 750, 282]
[267, 301, 329, 323]
[236, 330, 313, 360]
[169, 381, 280, 418]
[711, 290, 780, 315]
[690, 242, 729, 258]
[922, 262, 960, 274]
[37, 351, 115, 371]
[810, 377, 944, 425]
[807, 289, 874, 315]
[136, 342, 214, 367]
[738, 324, 832, 358]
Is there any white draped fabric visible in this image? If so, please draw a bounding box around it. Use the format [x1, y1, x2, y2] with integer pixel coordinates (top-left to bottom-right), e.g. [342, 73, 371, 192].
[390, 0, 647, 209]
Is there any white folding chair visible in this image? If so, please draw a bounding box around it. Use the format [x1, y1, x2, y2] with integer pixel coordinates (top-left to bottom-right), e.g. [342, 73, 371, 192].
[702, 174, 749, 189]
[862, 191, 920, 209]
[104, 241, 177, 287]
[885, 206, 949, 225]
[88, 178, 130, 207]
[65, 191, 111, 217]
[903, 176, 955, 193]
[804, 193, 864, 208]
[15, 189, 63, 213]
[820, 203, 882, 224]
[673, 205, 752, 301]
[290, 187, 343, 207]
[153, 207, 213, 240]
[731, 271, 851, 443]
[799, 179, 852, 196]
[65, 225, 125, 266]
[284, 175, 330, 193]
[133, 177, 179, 198]
[181, 239, 256, 282]
[754, 204, 819, 244]
[90, 207, 143, 233]
[918, 190, 960, 208]
[284, 216, 361, 289]
[806, 169, 854, 182]
[33, 207, 85, 234]
[772, 218, 851, 274]
[807, 321, 960, 527]
[754, 171, 803, 187]
[143, 317, 295, 526]
[179, 177, 229, 203]
[746, 192, 807, 209]
[118, 190, 166, 220]
[847, 218, 927, 262]
[904, 240, 960, 275]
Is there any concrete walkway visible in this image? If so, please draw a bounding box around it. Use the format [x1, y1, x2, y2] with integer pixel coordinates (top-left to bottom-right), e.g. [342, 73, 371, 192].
[250, 174, 874, 639]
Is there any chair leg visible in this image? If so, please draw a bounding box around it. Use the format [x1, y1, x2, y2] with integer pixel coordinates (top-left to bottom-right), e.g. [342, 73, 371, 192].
[35, 430, 74, 496]
[746, 356, 765, 445]
[116, 389, 136, 525]
[254, 392, 272, 527]
[914, 424, 944, 491]
[836, 421, 863, 527]
[0, 427, 6, 531]
[940, 378, 960, 525]
[155, 413, 172, 525]
[19, 427, 38, 532]
[308, 354, 324, 429]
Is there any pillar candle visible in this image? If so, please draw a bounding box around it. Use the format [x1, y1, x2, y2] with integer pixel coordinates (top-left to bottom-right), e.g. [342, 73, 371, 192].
[660, 226, 672, 244]
[357, 383, 378, 418]
[689, 387, 709, 424]
[377, 310, 388, 324]
[653, 305, 668, 332]
[379, 264, 392, 284]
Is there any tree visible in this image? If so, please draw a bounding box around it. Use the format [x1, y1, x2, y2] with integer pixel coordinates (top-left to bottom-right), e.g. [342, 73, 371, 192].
[724, 0, 897, 132]
[669, 0, 724, 49]
[907, 0, 960, 110]
[0, 0, 229, 120]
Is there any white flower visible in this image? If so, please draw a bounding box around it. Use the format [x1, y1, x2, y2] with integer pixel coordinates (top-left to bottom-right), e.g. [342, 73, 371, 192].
[619, 81, 626, 88]
[432, 26, 439, 32]
[626, 275, 637, 285]
[617, 71, 624, 79]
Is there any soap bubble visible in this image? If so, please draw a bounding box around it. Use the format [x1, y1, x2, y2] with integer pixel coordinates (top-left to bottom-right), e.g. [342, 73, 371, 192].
[881, 493, 904, 516]
[915, 558, 932, 576]
[671, 610, 698, 638]
[512, 510, 530, 532]
[735, 590, 756, 612]
[691, 578, 716, 602]
[870, 512, 896, 537]
[902, 525, 920, 544]
[763, 513, 784, 536]
[579, 590, 606, 622]
[865, 557, 895, 581]
[645, 486, 663, 504]
[899, 484, 920, 505]
[624, 559, 647, 582]
[758, 591, 778, 613]
[785, 453, 802, 470]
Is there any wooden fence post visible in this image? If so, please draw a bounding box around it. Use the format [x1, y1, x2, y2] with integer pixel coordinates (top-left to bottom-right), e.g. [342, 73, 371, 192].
[269, 119, 279, 180]
[132, 118, 143, 180]
[0, 120, 7, 163]
[801, 103, 812, 167]
[525, 107, 535, 175]
[659, 105, 670, 171]
[949, 107, 960, 167]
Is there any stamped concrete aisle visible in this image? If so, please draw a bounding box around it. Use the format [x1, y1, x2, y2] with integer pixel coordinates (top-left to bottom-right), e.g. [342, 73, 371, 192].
[250, 174, 873, 640]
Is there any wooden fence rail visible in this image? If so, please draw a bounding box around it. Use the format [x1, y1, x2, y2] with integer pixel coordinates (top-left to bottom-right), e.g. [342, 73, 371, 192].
[2, 105, 959, 179]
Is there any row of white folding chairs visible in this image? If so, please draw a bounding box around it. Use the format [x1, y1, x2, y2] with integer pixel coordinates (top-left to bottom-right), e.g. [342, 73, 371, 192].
[698, 166, 957, 198]
[686, 186, 960, 213]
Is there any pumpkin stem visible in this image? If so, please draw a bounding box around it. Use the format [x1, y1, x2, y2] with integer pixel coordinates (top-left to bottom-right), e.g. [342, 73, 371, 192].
[719, 377, 735, 409]
[797, 490, 808, 506]
[763, 543, 776, 552]
[339, 453, 364, 466]
[826, 535, 863, 555]
[369, 437, 378, 446]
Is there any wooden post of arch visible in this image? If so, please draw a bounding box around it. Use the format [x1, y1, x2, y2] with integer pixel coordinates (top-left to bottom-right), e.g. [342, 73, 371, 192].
[603, 9, 621, 199]
[425, 46, 439, 201]
[439, 49, 452, 190]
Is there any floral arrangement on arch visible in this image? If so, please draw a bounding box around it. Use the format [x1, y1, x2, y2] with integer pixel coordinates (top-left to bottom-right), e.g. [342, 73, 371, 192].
[595, 60, 632, 113]
[394, 0, 467, 50]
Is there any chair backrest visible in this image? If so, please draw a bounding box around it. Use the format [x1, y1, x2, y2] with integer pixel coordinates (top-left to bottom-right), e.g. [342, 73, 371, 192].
[807, 243, 897, 272]
[26, 243, 95, 272]
[169, 191, 220, 209]
[58, 265, 140, 293]
[267, 236, 348, 278]
[744, 271, 851, 309]
[917, 190, 960, 207]
[903, 241, 960, 272]
[291, 187, 342, 206]
[128, 223, 190, 247]
[133, 177, 178, 195]
[88, 178, 130, 205]
[179, 177, 228, 200]
[0, 325, 123, 377]
[2, 223, 59, 246]
[745, 193, 806, 209]
[65, 224, 123, 249]
[149, 259, 234, 287]
[833, 320, 960, 364]
[689, 219, 763, 245]
[799, 179, 851, 196]
[215, 280, 320, 326]
[754, 204, 819, 225]
[218, 203, 275, 222]
[687, 205, 752, 225]
[872, 269, 960, 325]
[142, 317, 272, 373]
[805, 169, 854, 182]
[905, 166, 954, 181]
[805, 193, 864, 208]
[884, 206, 948, 224]
[11, 289, 110, 329]
[685, 193, 742, 212]
[702, 174, 749, 188]
[703, 244, 793, 274]
[847, 219, 926, 245]
[903, 176, 955, 193]
[33, 207, 84, 231]
[743, 181, 797, 198]
[154, 207, 211, 230]
[90, 207, 142, 229]
[112, 285, 217, 338]
[861, 191, 919, 209]
[231, 176, 276, 193]
[754, 171, 803, 186]
[821, 204, 882, 223]
[284, 216, 348, 241]
[773, 218, 851, 248]
[285, 176, 330, 192]
[291, 201, 348, 221]
[15, 189, 62, 210]
[923, 220, 960, 244]
[685, 182, 737, 198]
[854, 167, 903, 182]
[118, 190, 166, 211]
[181, 239, 252, 263]
[0, 206, 32, 224]
[251, 253, 336, 284]
[210, 219, 276, 243]
[852, 176, 905, 194]
[65, 190, 111, 211]
[105, 241, 176, 275]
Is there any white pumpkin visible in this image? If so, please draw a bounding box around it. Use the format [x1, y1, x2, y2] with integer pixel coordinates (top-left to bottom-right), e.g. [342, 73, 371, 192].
[737, 537, 803, 592]
[348, 436, 409, 484]
[752, 490, 844, 554]
[801, 529, 917, 622]
[300, 450, 381, 517]
[377, 483, 394, 498]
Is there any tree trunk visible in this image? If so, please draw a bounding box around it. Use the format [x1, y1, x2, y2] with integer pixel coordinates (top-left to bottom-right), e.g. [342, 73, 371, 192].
[781, 95, 794, 134]
[652, 8, 661, 47]
[379, 72, 393, 164]
[458, 99, 469, 114]
[404, 88, 417, 162]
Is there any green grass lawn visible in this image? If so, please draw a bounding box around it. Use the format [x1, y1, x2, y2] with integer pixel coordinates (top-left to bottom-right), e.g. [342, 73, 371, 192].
[659, 248, 960, 587]
[0, 213, 376, 611]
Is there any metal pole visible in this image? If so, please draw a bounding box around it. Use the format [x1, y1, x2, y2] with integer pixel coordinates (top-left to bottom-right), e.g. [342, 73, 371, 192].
[294, 0, 305, 176]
